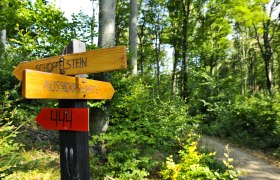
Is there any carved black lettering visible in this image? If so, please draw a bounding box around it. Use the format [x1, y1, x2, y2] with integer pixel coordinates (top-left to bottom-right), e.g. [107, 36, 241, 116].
[49, 81, 55, 91]
[71, 59, 75, 69]
[70, 83, 76, 93]
[80, 85, 86, 93]
[55, 61, 60, 70]
[58, 110, 65, 127]
[54, 81, 60, 92]
[65, 110, 72, 128]
[86, 86, 93, 93]
[66, 60, 71, 69]
[40, 64, 45, 71]
[46, 62, 52, 72]
[60, 82, 67, 92]
[81, 58, 87, 67]
[51, 62, 57, 71]
[36, 64, 40, 71]
[59, 60, 64, 70]
[76, 84, 81, 93]
[65, 82, 70, 92]
[51, 110, 58, 127]
[59, 82, 64, 92]
[95, 86, 99, 94]
[76, 59, 80, 68]
[43, 80, 50, 91]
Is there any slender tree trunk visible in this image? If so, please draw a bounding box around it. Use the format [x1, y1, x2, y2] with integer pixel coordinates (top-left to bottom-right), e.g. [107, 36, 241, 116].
[155, 21, 162, 92]
[139, 35, 144, 74]
[129, 0, 138, 75]
[209, 55, 214, 76]
[248, 48, 254, 94]
[115, 0, 126, 45]
[278, 56, 280, 91]
[181, 0, 191, 100]
[263, 20, 273, 94]
[91, 2, 97, 45]
[254, 19, 273, 94]
[1, 30, 6, 46]
[90, 0, 116, 136]
[253, 51, 257, 92]
[138, 16, 146, 74]
[171, 43, 179, 94]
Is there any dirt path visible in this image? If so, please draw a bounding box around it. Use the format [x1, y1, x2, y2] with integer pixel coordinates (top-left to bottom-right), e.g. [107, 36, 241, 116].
[199, 136, 280, 180]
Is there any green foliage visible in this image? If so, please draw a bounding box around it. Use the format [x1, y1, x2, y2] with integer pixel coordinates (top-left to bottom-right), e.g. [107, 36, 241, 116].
[161, 141, 240, 180]
[70, 11, 98, 48]
[2, 0, 96, 58]
[0, 85, 23, 178]
[89, 74, 192, 179]
[0, 122, 22, 178]
[202, 93, 280, 151]
[4, 150, 60, 180]
[8, 0, 74, 58]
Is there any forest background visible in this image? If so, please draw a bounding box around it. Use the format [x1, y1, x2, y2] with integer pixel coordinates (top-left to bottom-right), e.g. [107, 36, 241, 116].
[0, 0, 279, 179]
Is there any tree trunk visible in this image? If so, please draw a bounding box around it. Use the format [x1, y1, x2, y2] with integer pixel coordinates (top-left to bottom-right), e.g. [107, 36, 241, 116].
[248, 49, 254, 94]
[254, 19, 273, 94]
[263, 20, 273, 94]
[90, 0, 116, 136]
[155, 18, 162, 93]
[181, 0, 191, 100]
[91, 2, 97, 45]
[138, 16, 146, 74]
[1, 29, 6, 46]
[171, 43, 179, 94]
[129, 0, 138, 75]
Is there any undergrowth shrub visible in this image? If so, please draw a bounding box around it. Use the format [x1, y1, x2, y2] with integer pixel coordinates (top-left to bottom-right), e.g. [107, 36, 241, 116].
[0, 86, 23, 178]
[161, 140, 240, 180]
[0, 51, 43, 177]
[89, 74, 193, 179]
[202, 93, 280, 152]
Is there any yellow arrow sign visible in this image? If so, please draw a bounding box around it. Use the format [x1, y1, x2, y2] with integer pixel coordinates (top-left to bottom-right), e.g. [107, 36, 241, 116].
[13, 46, 127, 81]
[23, 69, 115, 99]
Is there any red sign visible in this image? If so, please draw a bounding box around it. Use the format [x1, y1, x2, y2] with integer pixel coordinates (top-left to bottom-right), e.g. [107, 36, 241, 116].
[35, 108, 88, 131]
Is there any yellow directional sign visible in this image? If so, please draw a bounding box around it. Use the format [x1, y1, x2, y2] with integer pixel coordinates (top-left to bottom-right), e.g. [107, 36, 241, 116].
[13, 46, 127, 81]
[23, 69, 115, 99]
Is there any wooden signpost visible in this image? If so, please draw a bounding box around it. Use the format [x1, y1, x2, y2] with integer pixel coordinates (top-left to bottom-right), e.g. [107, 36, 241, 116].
[13, 45, 127, 81]
[23, 69, 115, 99]
[14, 40, 127, 180]
[36, 108, 88, 131]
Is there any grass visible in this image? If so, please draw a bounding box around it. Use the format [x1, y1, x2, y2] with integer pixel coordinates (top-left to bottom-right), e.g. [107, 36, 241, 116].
[4, 149, 60, 180]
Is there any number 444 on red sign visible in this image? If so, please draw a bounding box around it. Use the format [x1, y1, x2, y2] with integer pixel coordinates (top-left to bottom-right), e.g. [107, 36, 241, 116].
[35, 108, 88, 131]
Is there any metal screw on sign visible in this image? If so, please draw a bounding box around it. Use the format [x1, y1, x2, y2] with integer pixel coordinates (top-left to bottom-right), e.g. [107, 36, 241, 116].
[59, 57, 65, 74]
[59, 57, 64, 62]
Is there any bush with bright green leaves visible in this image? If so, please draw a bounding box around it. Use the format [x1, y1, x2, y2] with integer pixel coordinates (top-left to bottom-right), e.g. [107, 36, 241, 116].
[0, 87, 23, 178]
[89, 74, 194, 179]
[202, 93, 280, 152]
[161, 140, 240, 180]
[0, 45, 41, 178]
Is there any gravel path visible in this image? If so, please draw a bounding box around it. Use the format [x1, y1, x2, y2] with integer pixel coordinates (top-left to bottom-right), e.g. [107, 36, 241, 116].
[199, 136, 280, 180]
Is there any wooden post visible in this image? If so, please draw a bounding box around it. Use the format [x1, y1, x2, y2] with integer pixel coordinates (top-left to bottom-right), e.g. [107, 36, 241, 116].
[59, 40, 90, 180]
